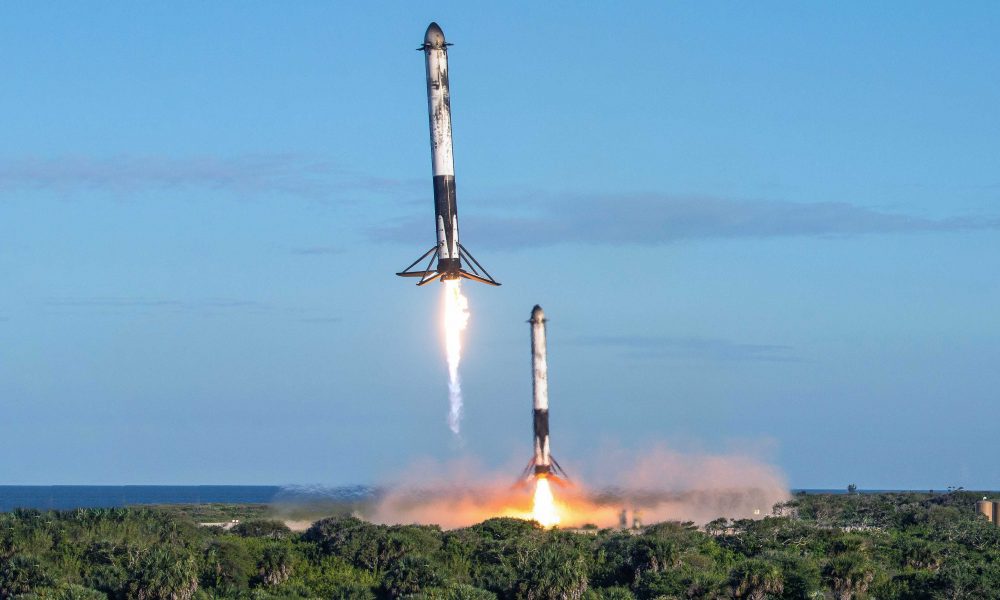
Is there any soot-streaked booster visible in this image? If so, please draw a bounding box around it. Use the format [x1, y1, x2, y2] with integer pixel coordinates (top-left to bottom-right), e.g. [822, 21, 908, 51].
[524, 305, 569, 482]
[397, 23, 500, 287]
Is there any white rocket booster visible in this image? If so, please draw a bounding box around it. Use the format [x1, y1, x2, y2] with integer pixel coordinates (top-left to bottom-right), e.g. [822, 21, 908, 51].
[527, 305, 568, 481]
[396, 23, 500, 287]
[531, 305, 551, 473]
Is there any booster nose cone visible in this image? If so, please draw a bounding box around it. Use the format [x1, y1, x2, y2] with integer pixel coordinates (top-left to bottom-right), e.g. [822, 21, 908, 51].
[531, 305, 545, 323]
[424, 22, 446, 48]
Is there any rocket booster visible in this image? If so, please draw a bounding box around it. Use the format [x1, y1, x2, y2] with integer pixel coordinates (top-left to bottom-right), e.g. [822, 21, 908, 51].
[526, 305, 568, 481]
[531, 305, 551, 475]
[425, 22, 459, 271]
[396, 23, 500, 287]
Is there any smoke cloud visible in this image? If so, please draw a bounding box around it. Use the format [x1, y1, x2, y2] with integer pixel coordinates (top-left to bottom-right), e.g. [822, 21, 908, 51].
[366, 444, 789, 529]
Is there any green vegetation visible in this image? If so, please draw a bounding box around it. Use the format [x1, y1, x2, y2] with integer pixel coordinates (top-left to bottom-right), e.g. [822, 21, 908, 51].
[2, 491, 999, 599]
[142, 504, 272, 524]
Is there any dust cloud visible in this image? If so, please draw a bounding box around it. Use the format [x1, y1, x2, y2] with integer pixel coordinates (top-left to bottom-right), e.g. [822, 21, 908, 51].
[367, 445, 789, 529]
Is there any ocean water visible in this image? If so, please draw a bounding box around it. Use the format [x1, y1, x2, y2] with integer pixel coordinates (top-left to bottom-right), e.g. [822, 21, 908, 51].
[0, 486, 282, 512]
[0, 485, 379, 512]
[0, 486, 947, 513]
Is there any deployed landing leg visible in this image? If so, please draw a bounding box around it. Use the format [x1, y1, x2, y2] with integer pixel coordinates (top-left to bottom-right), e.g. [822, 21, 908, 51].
[396, 244, 500, 286]
[396, 246, 444, 286]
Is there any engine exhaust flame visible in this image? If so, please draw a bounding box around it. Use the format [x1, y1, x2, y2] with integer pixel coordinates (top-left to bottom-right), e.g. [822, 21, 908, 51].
[531, 476, 561, 528]
[443, 280, 470, 434]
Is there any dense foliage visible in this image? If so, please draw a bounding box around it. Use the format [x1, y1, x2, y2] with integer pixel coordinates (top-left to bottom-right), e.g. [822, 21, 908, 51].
[2, 491, 999, 599]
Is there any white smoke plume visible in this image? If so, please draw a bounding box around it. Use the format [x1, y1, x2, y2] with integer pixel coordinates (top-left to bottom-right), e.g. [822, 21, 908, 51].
[443, 280, 470, 435]
[368, 443, 790, 529]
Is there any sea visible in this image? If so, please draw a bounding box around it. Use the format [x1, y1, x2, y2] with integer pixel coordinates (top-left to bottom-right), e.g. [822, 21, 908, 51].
[0, 485, 376, 512]
[0, 486, 947, 513]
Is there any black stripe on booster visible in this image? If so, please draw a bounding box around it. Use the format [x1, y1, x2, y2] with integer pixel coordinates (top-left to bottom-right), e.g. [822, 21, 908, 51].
[533, 408, 549, 440]
[433, 174, 458, 254]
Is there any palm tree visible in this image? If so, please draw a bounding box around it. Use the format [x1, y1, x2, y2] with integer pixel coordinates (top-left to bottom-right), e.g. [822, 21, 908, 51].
[0, 555, 51, 599]
[126, 548, 198, 600]
[382, 555, 441, 598]
[516, 543, 589, 600]
[729, 559, 784, 600]
[823, 552, 874, 600]
[258, 545, 293, 586]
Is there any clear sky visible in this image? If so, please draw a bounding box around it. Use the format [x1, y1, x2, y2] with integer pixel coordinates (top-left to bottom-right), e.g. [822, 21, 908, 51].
[1, 3, 998, 489]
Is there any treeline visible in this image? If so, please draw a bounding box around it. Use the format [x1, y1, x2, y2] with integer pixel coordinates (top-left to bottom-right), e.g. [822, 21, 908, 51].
[2, 491, 999, 599]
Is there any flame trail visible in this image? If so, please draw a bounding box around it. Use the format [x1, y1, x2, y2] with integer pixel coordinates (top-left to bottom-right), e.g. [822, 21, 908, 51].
[443, 280, 470, 434]
[531, 476, 562, 528]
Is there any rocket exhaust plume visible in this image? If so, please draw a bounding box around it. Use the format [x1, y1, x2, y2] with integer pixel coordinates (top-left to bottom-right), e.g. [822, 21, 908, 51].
[531, 476, 561, 528]
[443, 279, 470, 434]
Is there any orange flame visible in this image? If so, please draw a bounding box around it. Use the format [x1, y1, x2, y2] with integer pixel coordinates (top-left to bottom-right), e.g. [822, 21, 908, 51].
[530, 476, 562, 528]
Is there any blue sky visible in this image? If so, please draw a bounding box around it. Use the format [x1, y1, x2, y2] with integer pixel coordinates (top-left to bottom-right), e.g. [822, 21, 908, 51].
[1, 3, 998, 489]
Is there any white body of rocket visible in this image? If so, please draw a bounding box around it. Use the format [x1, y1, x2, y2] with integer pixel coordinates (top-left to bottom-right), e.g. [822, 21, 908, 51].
[396, 23, 500, 287]
[531, 305, 551, 474]
[424, 22, 460, 265]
